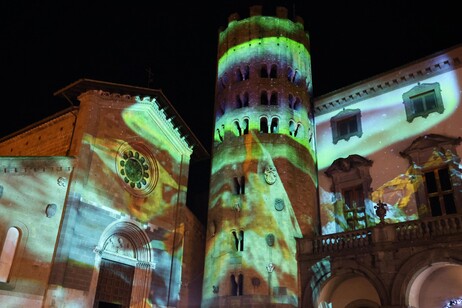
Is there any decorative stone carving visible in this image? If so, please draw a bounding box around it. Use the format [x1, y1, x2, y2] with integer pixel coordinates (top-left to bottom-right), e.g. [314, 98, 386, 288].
[374, 200, 387, 225]
[274, 198, 284, 211]
[266, 262, 275, 273]
[57, 177, 67, 187]
[264, 165, 277, 185]
[45, 203, 57, 218]
[116, 142, 158, 197]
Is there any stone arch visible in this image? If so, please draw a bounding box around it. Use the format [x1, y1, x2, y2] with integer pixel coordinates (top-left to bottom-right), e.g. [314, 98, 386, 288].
[91, 219, 154, 307]
[391, 248, 462, 307]
[345, 299, 380, 308]
[302, 259, 387, 308]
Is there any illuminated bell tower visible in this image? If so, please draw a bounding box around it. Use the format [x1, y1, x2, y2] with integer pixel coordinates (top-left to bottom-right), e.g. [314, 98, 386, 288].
[202, 5, 317, 307]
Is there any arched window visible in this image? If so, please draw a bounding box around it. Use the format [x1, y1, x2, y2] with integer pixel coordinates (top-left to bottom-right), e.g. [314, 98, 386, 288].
[287, 67, 294, 82]
[260, 117, 269, 133]
[238, 274, 243, 295]
[271, 117, 279, 133]
[260, 91, 269, 105]
[243, 118, 249, 135]
[289, 120, 295, 136]
[243, 65, 250, 80]
[260, 64, 268, 78]
[292, 70, 299, 84]
[219, 78, 226, 89]
[231, 274, 243, 296]
[236, 95, 243, 108]
[236, 68, 243, 82]
[288, 94, 294, 108]
[270, 92, 278, 105]
[293, 97, 302, 111]
[0, 227, 20, 283]
[232, 230, 244, 251]
[270, 64, 277, 78]
[231, 274, 238, 295]
[243, 92, 249, 107]
[233, 120, 242, 136]
[216, 102, 225, 119]
[216, 128, 223, 142]
[294, 123, 303, 137]
[233, 176, 245, 194]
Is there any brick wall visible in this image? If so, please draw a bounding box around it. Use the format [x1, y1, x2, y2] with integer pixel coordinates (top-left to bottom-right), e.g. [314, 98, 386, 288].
[0, 108, 77, 156]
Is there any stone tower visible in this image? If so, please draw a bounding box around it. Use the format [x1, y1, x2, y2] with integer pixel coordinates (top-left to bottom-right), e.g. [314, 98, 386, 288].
[202, 5, 317, 307]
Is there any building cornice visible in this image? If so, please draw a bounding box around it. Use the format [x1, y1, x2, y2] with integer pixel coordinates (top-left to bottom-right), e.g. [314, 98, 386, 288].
[314, 43, 462, 116]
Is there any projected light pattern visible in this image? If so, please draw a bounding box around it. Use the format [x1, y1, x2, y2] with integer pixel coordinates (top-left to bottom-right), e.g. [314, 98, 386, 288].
[0, 158, 71, 307]
[31, 91, 194, 307]
[320, 149, 462, 234]
[316, 73, 460, 170]
[203, 9, 316, 306]
[317, 69, 462, 234]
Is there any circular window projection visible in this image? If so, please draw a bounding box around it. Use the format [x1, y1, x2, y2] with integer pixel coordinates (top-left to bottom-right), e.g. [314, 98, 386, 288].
[116, 142, 158, 197]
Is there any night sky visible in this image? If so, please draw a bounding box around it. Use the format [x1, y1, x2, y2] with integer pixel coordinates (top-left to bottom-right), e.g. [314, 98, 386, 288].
[2, 0, 461, 152]
[2, 1, 461, 224]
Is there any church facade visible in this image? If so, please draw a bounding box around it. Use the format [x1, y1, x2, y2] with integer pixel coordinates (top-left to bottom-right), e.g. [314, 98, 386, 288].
[0, 80, 207, 307]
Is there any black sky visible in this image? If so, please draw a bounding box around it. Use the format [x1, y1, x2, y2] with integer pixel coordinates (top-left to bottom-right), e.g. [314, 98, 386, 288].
[2, 0, 461, 152]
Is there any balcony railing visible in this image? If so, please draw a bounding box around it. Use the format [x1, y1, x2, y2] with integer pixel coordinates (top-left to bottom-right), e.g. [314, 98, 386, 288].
[308, 214, 462, 256]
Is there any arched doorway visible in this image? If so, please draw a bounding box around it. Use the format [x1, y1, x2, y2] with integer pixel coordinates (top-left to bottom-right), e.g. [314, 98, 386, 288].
[317, 275, 381, 308]
[408, 263, 462, 308]
[93, 220, 154, 308]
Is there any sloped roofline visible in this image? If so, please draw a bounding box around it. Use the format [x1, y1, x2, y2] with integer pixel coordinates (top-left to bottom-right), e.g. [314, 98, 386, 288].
[54, 78, 209, 162]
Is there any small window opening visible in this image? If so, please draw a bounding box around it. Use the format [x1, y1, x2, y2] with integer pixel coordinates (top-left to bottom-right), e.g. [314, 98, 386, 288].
[294, 123, 301, 137]
[260, 64, 268, 78]
[289, 120, 295, 136]
[270, 92, 278, 105]
[233, 176, 245, 194]
[236, 68, 243, 82]
[234, 121, 242, 136]
[293, 98, 302, 111]
[270, 118, 279, 133]
[231, 273, 244, 296]
[288, 94, 294, 108]
[261, 91, 269, 105]
[232, 230, 244, 251]
[260, 117, 269, 133]
[216, 128, 223, 142]
[236, 95, 243, 108]
[243, 119, 249, 135]
[243, 65, 250, 80]
[287, 67, 294, 82]
[243, 92, 249, 107]
[270, 64, 277, 78]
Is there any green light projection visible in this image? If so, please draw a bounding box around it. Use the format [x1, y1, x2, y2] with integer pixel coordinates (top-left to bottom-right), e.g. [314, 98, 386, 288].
[204, 132, 305, 303]
[218, 36, 311, 87]
[204, 13, 315, 305]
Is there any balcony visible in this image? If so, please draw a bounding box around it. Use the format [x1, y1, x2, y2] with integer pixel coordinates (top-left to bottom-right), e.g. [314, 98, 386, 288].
[299, 214, 462, 258]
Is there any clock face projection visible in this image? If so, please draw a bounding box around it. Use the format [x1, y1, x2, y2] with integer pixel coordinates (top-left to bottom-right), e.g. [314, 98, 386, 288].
[116, 142, 158, 197]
